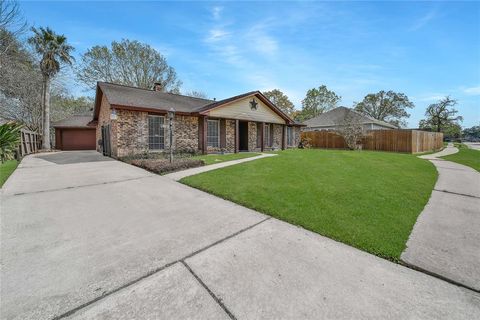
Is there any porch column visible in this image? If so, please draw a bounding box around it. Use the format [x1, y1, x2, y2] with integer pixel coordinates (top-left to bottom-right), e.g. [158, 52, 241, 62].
[202, 116, 208, 154]
[282, 125, 286, 150]
[235, 119, 239, 153]
[260, 122, 265, 152]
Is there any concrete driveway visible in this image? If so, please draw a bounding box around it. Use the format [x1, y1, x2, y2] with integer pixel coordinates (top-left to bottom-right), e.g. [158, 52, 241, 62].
[1, 151, 479, 320]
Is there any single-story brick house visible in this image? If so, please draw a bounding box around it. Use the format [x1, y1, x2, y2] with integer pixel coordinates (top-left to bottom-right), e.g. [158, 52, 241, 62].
[92, 82, 303, 158]
[302, 106, 398, 131]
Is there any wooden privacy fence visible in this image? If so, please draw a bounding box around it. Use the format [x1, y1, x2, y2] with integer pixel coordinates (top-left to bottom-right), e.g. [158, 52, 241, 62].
[301, 130, 443, 154]
[19, 129, 41, 157]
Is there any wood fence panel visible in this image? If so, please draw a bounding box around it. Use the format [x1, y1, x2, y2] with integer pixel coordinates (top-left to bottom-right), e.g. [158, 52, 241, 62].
[18, 129, 40, 157]
[301, 129, 443, 153]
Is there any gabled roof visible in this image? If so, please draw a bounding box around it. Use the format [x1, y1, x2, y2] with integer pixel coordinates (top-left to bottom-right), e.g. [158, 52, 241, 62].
[53, 115, 96, 128]
[93, 82, 300, 125]
[94, 82, 214, 119]
[303, 106, 398, 129]
[197, 91, 298, 125]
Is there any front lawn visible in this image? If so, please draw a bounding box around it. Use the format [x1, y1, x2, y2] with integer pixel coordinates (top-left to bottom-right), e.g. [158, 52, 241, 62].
[181, 149, 437, 261]
[441, 144, 480, 172]
[192, 152, 260, 165]
[0, 160, 18, 187]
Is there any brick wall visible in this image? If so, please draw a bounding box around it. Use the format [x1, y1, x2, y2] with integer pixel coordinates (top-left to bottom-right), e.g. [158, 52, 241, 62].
[248, 122, 261, 152]
[173, 115, 198, 153]
[116, 110, 148, 158]
[225, 120, 236, 152]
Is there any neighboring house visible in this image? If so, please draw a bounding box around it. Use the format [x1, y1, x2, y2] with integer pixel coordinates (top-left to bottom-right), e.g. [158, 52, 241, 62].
[92, 82, 303, 158]
[302, 106, 398, 132]
[53, 115, 96, 150]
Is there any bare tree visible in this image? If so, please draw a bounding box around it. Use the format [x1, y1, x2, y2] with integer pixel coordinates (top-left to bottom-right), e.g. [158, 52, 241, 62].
[183, 90, 208, 99]
[0, 0, 27, 57]
[336, 108, 364, 150]
[76, 39, 182, 92]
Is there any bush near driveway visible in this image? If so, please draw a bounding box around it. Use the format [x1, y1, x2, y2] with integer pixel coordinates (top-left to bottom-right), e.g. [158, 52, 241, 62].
[181, 149, 438, 261]
[130, 158, 204, 175]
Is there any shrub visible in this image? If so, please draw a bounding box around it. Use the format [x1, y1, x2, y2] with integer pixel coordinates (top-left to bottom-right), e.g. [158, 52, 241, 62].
[0, 123, 22, 163]
[129, 158, 204, 175]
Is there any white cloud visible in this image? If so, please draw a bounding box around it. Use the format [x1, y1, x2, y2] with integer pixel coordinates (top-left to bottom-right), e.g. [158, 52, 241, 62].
[409, 9, 437, 31]
[212, 6, 223, 20]
[463, 86, 480, 95]
[205, 28, 231, 42]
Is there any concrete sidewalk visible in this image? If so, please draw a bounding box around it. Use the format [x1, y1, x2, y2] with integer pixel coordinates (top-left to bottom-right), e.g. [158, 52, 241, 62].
[2, 151, 479, 319]
[164, 153, 277, 181]
[402, 144, 480, 291]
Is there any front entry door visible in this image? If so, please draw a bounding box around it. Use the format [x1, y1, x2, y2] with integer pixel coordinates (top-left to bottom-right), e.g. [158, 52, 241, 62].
[239, 121, 249, 151]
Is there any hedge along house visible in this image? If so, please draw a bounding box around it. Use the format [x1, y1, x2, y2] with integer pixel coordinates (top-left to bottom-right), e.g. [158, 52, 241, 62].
[92, 82, 302, 158]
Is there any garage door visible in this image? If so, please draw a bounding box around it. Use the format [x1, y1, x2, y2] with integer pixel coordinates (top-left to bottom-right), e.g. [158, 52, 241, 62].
[61, 129, 96, 150]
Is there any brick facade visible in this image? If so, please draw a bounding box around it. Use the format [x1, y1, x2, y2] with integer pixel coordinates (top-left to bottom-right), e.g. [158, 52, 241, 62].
[96, 94, 299, 157]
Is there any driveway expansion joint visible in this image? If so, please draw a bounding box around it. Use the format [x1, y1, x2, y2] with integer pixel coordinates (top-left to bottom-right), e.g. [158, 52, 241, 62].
[8, 175, 157, 197]
[51, 217, 270, 320]
[181, 261, 237, 320]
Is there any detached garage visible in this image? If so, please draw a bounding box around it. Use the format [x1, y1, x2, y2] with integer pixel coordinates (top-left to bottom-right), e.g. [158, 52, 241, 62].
[53, 115, 96, 150]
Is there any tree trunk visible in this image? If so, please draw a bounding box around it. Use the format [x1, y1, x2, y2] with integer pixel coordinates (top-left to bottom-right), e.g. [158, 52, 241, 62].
[42, 75, 51, 149]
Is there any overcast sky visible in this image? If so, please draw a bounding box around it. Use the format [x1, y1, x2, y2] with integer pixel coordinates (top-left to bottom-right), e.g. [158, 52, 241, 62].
[21, 1, 479, 128]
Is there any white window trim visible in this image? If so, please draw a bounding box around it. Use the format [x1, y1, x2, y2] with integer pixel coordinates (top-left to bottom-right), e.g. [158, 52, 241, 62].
[207, 119, 220, 148]
[287, 126, 294, 146]
[148, 115, 166, 150]
[264, 124, 271, 147]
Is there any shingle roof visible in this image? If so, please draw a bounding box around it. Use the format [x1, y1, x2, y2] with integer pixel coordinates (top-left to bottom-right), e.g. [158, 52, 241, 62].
[196, 91, 258, 113]
[98, 82, 214, 113]
[302, 107, 397, 129]
[53, 115, 95, 128]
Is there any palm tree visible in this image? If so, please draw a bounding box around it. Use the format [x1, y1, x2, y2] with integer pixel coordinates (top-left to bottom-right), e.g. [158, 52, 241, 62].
[28, 27, 74, 149]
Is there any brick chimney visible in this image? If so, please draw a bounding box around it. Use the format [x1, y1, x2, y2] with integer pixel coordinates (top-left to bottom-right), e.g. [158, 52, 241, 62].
[153, 82, 163, 92]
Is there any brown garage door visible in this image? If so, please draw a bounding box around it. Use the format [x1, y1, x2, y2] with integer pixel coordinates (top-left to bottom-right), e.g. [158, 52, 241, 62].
[60, 129, 96, 150]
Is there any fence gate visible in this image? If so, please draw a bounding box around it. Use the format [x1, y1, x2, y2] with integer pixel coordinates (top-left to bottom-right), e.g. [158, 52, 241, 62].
[101, 125, 111, 157]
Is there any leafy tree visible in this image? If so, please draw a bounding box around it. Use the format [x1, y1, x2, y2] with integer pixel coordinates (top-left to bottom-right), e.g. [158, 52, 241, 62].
[463, 125, 480, 140]
[442, 123, 462, 141]
[262, 89, 295, 116]
[354, 90, 414, 127]
[50, 90, 93, 122]
[183, 90, 208, 99]
[299, 85, 340, 121]
[28, 27, 74, 149]
[76, 39, 182, 92]
[418, 96, 462, 133]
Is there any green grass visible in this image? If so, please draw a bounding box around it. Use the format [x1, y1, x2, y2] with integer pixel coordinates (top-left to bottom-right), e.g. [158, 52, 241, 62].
[192, 152, 260, 165]
[441, 144, 480, 172]
[181, 149, 437, 261]
[0, 160, 18, 187]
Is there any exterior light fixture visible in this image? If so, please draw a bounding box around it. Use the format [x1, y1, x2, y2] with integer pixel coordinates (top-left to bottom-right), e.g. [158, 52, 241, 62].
[250, 98, 258, 111]
[110, 108, 117, 120]
[168, 108, 175, 163]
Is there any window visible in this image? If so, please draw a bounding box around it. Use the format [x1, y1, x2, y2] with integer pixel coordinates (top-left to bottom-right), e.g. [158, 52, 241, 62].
[287, 127, 294, 146]
[264, 124, 271, 147]
[148, 115, 165, 150]
[207, 119, 220, 148]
